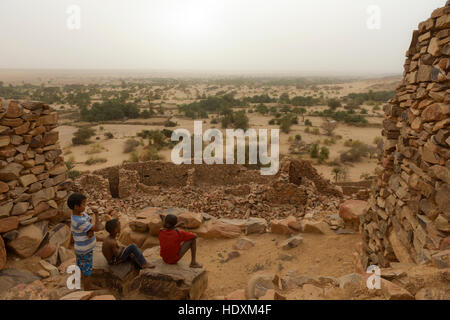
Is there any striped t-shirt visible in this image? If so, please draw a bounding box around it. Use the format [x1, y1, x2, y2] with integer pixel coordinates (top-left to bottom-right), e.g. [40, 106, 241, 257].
[71, 212, 96, 255]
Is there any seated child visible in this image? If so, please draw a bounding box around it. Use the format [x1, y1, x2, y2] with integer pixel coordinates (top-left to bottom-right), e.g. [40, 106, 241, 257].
[158, 214, 202, 268]
[102, 219, 154, 269]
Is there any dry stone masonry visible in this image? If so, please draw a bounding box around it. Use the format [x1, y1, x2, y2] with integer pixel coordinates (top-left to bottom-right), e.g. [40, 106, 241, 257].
[359, 6, 450, 270]
[0, 99, 69, 268]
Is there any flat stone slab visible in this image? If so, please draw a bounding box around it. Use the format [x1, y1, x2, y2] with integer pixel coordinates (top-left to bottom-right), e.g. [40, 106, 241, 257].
[127, 259, 208, 300]
[90, 244, 139, 295]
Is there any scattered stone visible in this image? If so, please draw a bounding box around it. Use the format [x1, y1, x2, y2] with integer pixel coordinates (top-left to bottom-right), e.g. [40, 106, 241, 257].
[233, 238, 255, 250]
[279, 236, 303, 250]
[60, 291, 94, 300]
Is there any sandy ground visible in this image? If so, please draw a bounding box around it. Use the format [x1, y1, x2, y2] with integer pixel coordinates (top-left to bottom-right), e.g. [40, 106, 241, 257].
[58, 112, 381, 181]
[4, 231, 360, 299]
[193, 232, 360, 298]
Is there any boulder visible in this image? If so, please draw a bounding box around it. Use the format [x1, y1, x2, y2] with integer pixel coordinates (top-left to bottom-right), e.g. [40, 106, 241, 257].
[270, 216, 297, 235]
[218, 219, 247, 232]
[0, 237, 6, 270]
[246, 273, 279, 299]
[39, 260, 59, 276]
[178, 212, 203, 229]
[233, 238, 255, 250]
[381, 279, 414, 300]
[245, 217, 267, 235]
[7, 221, 48, 258]
[339, 200, 368, 228]
[90, 245, 139, 296]
[0, 216, 19, 233]
[47, 223, 71, 248]
[127, 259, 208, 300]
[279, 235, 303, 250]
[60, 291, 94, 300]
[193, 219, 241, 239]
[35, 243, 57, 259]
[300, 220, 330, 234]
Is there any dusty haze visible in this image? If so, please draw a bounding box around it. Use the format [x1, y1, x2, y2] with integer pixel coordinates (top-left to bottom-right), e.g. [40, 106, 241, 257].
[0, 0, 445, 75]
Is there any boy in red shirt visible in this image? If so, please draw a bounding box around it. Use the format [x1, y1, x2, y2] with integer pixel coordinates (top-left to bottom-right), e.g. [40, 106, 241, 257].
[158, 214, 202, 268]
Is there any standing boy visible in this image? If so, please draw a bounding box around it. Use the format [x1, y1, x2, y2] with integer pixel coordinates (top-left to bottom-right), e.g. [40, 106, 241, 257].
[67, 193, 103, 290]
[158, 214, 202, 268]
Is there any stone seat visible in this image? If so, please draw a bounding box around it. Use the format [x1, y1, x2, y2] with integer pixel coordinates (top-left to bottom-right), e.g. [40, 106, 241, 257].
[90, 244, 139, 296]
[127, 259, 208, 300]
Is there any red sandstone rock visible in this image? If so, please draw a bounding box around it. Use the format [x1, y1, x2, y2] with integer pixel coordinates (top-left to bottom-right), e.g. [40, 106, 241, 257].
[339, 200, 368, 222]
[35, 243, 56, 259]
[0, 216, 19, 233]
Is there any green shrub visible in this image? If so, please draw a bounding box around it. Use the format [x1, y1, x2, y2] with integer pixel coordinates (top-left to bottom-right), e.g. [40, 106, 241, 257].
[309, 144, 319, 158]
[85, 157, 107, 166]
[304, 119, 312, 126]
[123, 139, 140, 153]
[104, 132, 114, 139]
[72, 127, 96, 145]
[86, 143, 104, 155]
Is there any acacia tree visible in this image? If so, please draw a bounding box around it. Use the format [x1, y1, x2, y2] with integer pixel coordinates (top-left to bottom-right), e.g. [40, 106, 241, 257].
[321, 121, 338, 136]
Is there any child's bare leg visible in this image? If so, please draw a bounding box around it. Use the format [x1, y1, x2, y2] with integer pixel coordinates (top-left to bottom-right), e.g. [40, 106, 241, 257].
[179, 239, 202, 268]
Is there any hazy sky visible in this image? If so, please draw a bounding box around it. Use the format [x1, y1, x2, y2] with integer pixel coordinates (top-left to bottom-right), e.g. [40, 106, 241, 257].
[0, 0, 445, 75]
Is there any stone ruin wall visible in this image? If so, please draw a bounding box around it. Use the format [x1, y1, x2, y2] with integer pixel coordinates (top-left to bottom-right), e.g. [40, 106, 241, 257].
[359, 6, 450, 269]
[0, 98, 69, 269]
[93, 159, 342, 200]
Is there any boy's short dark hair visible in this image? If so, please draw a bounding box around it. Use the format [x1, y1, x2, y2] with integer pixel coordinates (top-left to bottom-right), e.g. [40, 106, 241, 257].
[105, 219, 119, 234]
[164, 214, 177, 229]
[67, 193, 86, 210]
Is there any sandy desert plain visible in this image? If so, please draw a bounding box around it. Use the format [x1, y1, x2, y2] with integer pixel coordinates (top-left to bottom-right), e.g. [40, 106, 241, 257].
[0, 69, 400, 181]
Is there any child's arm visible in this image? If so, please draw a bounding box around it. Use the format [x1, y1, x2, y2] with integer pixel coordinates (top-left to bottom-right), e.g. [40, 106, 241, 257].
[87, 212, 103, 237]
[111, 239, 122, 257]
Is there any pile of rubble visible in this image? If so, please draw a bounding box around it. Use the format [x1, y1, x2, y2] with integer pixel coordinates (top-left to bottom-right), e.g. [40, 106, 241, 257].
[0, 99, 71, 270]
[72, 158, 343, 222]
[358, 5, 450, 270]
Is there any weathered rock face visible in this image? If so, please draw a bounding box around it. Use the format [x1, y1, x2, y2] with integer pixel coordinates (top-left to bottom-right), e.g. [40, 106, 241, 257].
[127, 259, 208, 300]
[359, 6, 450, 269]
[7, 221, 48, 258]
[0, 99, 69, 262]
[90, 245, 139, 296]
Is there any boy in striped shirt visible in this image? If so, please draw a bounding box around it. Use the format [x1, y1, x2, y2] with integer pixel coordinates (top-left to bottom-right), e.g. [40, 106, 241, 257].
[68, 193, 103, 291]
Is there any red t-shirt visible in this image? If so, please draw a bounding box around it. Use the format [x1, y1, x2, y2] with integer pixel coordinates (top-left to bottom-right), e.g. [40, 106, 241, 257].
[158, 228, 195, 264]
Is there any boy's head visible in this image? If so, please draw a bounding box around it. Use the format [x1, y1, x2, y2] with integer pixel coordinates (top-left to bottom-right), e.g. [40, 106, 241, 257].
[105, 218, 120, 235]
[164, 214, 177, 229]
[67, 193, 86, 214]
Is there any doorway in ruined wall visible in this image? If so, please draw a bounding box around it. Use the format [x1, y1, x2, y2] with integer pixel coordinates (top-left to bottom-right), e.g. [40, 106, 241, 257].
[108, 168, 120, 198]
